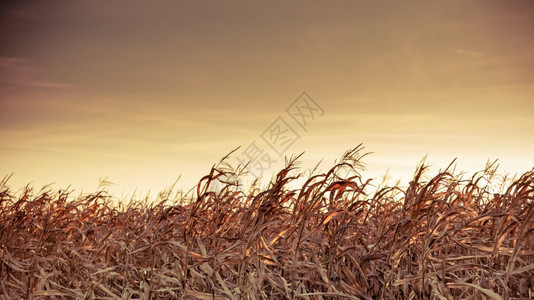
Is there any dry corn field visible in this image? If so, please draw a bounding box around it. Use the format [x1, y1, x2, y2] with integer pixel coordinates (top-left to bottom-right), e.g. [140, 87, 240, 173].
[1, 148, 533, 299]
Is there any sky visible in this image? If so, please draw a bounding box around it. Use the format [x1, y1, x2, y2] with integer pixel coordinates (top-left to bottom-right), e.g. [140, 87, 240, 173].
[1, 1, 533, 197]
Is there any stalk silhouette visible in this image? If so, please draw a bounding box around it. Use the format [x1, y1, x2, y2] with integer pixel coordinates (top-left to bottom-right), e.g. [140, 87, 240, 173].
[1, 146, 533, 299]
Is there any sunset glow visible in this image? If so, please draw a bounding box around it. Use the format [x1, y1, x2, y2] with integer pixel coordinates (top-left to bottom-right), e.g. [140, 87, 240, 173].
[1, 1, 533, 196]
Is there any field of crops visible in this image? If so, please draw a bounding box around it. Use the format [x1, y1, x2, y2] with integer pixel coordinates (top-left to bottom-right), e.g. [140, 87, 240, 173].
[1, 147, 533, 299]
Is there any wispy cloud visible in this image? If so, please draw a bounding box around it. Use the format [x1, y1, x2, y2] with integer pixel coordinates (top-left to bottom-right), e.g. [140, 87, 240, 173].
[0, 57, 74, 88]
[454, 49, 484, 57]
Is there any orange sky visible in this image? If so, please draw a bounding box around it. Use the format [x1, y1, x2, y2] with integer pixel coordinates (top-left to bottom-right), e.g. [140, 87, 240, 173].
[1, 1, 533, 197]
